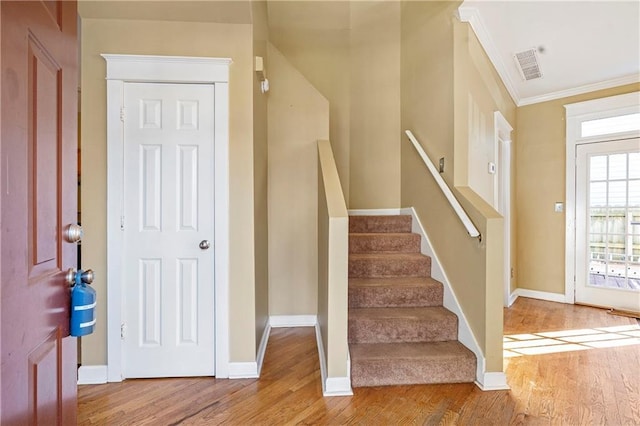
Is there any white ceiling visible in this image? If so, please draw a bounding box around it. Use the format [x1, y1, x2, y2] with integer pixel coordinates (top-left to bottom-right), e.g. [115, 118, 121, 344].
[458, 1, 640, 106]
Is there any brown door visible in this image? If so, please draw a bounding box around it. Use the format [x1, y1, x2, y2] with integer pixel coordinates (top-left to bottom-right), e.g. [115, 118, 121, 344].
[1, 1, 78, 424]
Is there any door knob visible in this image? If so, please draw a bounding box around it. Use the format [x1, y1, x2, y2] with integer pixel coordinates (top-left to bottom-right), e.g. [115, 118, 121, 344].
[80, 269, 95, 285]
[65, 268, 94, 287]
[199, 240, 211, 250]
[64, 224, 83, 243]
[66, 268, 77, 287]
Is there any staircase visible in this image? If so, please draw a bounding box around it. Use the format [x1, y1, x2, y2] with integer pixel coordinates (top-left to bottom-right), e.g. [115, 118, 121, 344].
[348, 215, 476, 387]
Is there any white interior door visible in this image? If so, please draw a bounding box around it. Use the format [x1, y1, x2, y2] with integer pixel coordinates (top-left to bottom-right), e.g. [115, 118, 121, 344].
[122, 82, 215, 378]
[575, 138, 640, 312]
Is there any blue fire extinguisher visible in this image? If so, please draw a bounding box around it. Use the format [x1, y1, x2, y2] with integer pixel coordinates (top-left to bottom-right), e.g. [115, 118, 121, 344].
[70, 269, 96, 337]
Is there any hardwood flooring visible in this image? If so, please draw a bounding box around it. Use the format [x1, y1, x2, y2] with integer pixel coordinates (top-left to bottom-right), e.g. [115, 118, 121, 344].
[78, 298, 640, 425]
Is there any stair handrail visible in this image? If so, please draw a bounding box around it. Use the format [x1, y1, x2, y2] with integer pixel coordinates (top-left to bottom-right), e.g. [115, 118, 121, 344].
[405, 130, 480, 239]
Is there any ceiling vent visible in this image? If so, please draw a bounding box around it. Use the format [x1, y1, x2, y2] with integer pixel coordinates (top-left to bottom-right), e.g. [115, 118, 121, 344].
[513, 48, 543, 81]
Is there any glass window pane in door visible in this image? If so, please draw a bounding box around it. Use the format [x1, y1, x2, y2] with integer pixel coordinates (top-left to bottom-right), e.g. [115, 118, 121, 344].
[608, 181, 627, 206]
[590, 182, 607, 206]
[608, 154, 627, 180]
[629, 153, 640, 179]
[629, 180, 640, 206]
[590, 155, 607, 181]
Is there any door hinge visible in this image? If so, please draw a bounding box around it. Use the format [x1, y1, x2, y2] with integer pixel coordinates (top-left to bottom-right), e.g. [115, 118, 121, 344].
[121, 323, 127, 340]
[120, 106, 125, 122]
[120, 215, 125, 230]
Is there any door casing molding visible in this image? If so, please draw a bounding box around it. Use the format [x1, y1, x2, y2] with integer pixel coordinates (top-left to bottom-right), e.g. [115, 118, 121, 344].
[564, 91, 640, 305]
[494, 111, 513, 307]
[103, 54, 231, 381]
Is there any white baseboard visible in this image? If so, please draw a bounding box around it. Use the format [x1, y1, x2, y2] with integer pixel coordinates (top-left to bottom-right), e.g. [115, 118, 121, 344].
[325, 377, 353, 396]
[315, 324, 353, 396]
[508, 291, 519, 307]
[513, 288, 567, 304]
[269, 315, 317, 327]
[348, 208, 402, 216]
[228, 362, 258, 379]
[475, 372, 510, 391]
[256, 323, 271, 376]
[78, 365, 108, 385]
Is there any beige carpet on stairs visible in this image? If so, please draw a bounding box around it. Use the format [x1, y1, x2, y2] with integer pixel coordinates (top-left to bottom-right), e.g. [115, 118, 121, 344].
[348, 215, 476, 387]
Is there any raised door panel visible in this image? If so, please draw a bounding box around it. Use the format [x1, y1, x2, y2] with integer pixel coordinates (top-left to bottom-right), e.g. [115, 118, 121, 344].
[28, 36, 61, 278]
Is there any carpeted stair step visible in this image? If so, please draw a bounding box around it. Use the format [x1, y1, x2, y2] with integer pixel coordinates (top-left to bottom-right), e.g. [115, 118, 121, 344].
[349, 277, 443, 308]
[349, 215, 412, 234]
[350, 341, 476, 387]
[348, 306, 457, 344]
[349, 233, 421, 254]
[347, 213, 477, 387]
[349, 253, 431, 278]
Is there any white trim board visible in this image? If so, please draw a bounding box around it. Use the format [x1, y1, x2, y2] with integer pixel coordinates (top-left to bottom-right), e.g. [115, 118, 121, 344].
[103, 54, 231, 381]
[256, 322, 271, 376]
[348, 208, 402, 216]
[519, 75, 640, 107]
[512, 289, 567, 305]
[494, 111, 513, 309]
[508, 290, 519, 308]
[78, 365, 108, 385]
[457, 6, 519, 106]
[475, 372, 509, 391]
[269, 315, 317, 328]
[228, 362, 259, 379]
[315, 324, 353, 397]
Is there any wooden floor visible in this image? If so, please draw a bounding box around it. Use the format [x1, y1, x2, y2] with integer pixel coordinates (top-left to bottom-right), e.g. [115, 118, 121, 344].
[78, 298, 640, 425]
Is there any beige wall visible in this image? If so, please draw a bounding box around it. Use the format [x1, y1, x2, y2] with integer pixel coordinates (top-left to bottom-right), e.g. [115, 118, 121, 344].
[251, 0, 270, 354]
[401, 0, 510, 373]
[454, 21, 518, 299]
[266, 43, 329, 316]
[269, 1, 403, 209]
[268, 1, 351, 204]
[79, 16, 258, 365]
[516, 83, 639, 295]
[349, 1, 401, 209]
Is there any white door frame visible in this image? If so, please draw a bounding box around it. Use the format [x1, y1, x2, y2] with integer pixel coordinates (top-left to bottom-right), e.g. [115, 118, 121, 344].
[564, 91, 640, 304]
[494, 112, 513, 307]
[103, 54, 231, 381]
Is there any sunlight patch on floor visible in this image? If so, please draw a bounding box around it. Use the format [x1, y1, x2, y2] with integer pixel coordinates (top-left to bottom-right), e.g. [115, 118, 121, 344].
[503, 324, 640, 357]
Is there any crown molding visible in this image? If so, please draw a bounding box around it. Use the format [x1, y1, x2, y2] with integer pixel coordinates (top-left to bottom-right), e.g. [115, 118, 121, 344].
[518, 74, 640, 106]
[457, 6, 521, 105]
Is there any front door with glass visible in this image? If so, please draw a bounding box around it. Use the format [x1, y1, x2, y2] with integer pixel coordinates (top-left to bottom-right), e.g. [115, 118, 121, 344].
[575, 138, 640, 312]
